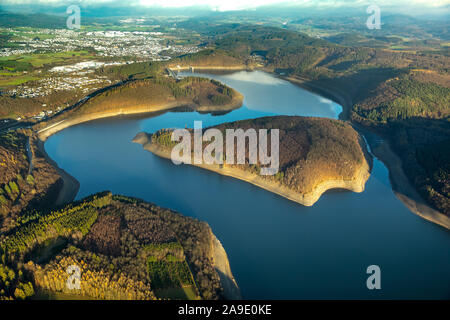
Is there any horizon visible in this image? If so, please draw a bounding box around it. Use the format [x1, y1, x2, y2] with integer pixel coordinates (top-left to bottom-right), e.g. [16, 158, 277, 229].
[1, 0, 449, 17]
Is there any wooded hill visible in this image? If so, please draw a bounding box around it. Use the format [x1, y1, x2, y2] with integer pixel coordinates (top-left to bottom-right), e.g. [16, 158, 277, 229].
[34, 75, 242, 132]
[151, 116, 368, 195]
[0, 192, 225, 300]
[74, 76, 238, 116]
[0, 130, 63, 230]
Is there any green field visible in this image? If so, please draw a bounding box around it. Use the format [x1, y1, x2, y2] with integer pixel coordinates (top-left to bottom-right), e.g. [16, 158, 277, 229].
[0, 50, 95, 73]
[0, 74, 39, 86]
[33, 290, 94, 300]
[155, 286, 200, 300]
[0, 50, 95, 87]
[0, 50, 93, 67]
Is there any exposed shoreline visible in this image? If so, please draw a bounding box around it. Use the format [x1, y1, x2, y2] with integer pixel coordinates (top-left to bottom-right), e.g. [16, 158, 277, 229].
[35, 65, 448, 246]
[133, 133, 371, 207]
[169, 66, 248, 72]
[210, 232, 242, 300]
[27, 65, 448, 301]
[370, 136, 450, 230]
[35, 138, 80, 207]
[37, 93, 244, 141]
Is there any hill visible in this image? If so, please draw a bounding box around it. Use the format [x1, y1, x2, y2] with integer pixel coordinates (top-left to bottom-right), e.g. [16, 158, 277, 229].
[0, 130, 74, 232]
[0, 192, 239, 300]
[134, 116, 371, 206]
[35, 75, 243, 140]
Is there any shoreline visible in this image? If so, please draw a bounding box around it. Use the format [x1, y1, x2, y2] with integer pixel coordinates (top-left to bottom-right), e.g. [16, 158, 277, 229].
[37, 93, 244, 141]
[133, 133, 371, 207]
[35, 138, 80, 207]
[210, 232, 242, 300]
[369, 136, 450, 230]
[168, 66, 248, 72]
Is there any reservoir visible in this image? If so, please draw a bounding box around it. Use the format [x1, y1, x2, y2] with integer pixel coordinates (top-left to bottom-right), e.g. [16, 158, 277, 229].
[45, 71, 450, 299]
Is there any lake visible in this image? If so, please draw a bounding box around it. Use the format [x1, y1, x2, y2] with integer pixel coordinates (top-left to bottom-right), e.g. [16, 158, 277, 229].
[45, 70, 450, 299]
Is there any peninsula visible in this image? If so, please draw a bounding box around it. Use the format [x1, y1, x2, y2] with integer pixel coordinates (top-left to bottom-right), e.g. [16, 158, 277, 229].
[134, 116, 371, 207]
[0, 192, 241, 300]
[36, 76, 243, 140]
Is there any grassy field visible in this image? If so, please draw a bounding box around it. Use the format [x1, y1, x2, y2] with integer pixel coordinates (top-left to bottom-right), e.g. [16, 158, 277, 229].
[155, 286, 200, 300]
[0, 50, 95, 88]
[0, 74, 39, 86]
[33, 290, 94, 300]
[36, 286, 199, 300]
[0, 50, 94, 69]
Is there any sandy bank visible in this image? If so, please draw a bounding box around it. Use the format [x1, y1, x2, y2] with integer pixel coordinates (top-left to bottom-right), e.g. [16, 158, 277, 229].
[210, 232, 241, 300]
[168, 66, 248, 73]
[133, 133, 371, 207]
[35, 139, 79, 207]
[37, 94, 243, 141]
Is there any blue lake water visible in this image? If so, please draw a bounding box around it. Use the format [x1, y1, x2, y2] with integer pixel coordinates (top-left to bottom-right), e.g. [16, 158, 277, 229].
[45, 71, 450, 299]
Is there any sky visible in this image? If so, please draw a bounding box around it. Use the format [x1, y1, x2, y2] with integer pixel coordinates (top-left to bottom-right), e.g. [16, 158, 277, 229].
[1, 0, 449, 12]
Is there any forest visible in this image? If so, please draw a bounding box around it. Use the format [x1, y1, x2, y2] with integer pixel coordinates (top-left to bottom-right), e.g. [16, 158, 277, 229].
[0, 130, 63, 229]
[350, 69, 449, 215]
[150, 116, 368, 195]
[354, 75, 449, 122]
[0, 192, 225, 300]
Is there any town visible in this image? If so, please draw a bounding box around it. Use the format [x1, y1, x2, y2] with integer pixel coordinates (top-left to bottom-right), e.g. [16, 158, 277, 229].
[0, 25, 200, 122]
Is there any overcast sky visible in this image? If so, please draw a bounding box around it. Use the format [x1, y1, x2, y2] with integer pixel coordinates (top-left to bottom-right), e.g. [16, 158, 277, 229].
[2, 0, 449, 12]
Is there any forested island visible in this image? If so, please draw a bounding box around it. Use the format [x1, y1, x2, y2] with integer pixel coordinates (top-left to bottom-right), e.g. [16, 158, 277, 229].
[134, 116, 371, 206]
